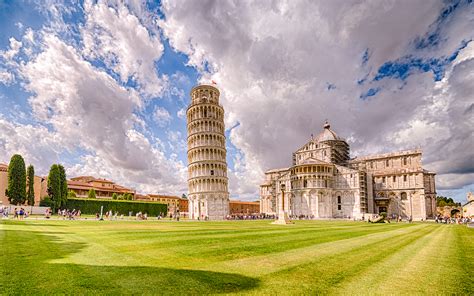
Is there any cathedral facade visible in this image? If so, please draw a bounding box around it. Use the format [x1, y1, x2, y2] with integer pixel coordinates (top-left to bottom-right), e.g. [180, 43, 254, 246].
[260, 122, 437, 221]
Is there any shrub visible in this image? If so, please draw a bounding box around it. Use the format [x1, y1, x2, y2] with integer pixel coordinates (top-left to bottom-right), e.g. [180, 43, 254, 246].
[67, 190, 77, 199]
[88, 189, 96, 199]
[379, 212, 387, 219]
[112, 193, 118, 200]
[39, 197, 54, 208]
[65, 198, 167, 216]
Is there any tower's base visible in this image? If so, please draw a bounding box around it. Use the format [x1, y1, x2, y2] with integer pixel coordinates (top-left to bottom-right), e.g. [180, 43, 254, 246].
[272, 211, 293, 225]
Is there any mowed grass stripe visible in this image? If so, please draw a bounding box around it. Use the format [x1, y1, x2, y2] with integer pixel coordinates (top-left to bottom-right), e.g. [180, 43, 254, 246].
[202, 224, 429, 275]
[330, 225, 448, 295]
[250, 225, 437, 294]
[62, 222, 417, 267]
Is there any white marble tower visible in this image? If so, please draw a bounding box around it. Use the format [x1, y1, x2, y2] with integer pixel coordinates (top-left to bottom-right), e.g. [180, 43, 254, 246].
[187, 84, 229, 220]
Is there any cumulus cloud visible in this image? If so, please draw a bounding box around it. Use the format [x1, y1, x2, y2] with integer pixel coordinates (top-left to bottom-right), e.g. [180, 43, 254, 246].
[81, 0, 164, 97]
[15, 33, 186, 193]
[161, 0, 474, 198]
[0, 117, 61, 175]
[67, 131, 187, 194]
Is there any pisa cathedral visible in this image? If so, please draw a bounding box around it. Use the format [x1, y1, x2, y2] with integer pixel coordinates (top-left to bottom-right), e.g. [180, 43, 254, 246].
[187, 84, 229, 220]
[260, 122, 437, 221]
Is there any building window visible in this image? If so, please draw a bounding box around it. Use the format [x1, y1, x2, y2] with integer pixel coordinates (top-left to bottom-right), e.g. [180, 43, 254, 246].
[393, 176, 396, 182]
[303, 180, 307, 188]
[401, 192, 407, 200]
[386, 159, 389, 167]
[338, 204, 341, 210]
[403, 157, 407, 165]
[210, 170, 214, 176]
[337, 196, 341, 204]
[404, 175, 407, 182]
[382, 177, 386, 183]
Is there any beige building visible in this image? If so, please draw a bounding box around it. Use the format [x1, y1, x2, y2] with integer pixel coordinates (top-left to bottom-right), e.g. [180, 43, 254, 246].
[187, 84, 229, 220]
[260, 122, 437, 221]
[229, 200, 260, 215]
[463, 192, 474, 217]
[68, 176, 135, 199]
[135, 194, 187, 215]
[0, 163, 48, 206]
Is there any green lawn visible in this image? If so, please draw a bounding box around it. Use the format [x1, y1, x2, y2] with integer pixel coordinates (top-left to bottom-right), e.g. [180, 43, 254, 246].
[1, 219, 472, 295]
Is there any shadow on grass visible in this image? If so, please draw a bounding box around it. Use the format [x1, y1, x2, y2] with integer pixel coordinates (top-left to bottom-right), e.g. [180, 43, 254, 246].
[1, 228, 260, 294]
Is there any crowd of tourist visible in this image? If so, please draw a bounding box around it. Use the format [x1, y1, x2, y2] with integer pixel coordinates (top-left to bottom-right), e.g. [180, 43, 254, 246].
[435, 215, 472, 224]
[2, 205, 473, 224]
[0, 206, 29, 219]
[226, 213, 276, 220]
[56, 208, 81, 220]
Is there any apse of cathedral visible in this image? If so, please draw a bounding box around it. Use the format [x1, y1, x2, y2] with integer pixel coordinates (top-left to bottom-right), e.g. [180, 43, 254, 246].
[260, 122, 437, 221]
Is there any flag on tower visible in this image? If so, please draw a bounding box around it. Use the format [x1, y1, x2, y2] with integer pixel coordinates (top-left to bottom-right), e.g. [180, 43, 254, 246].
[211, 80, 217, 85]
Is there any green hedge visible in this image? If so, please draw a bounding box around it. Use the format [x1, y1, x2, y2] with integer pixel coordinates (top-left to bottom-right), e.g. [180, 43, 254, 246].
[65, 198, 168, 216]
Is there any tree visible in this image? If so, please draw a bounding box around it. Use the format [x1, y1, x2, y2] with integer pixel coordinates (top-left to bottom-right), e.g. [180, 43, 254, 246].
[47, 164, 61, 210]
[117, 194, 124, 200]
[58, 165, 68, 208]
[181, 194, 187, 199]
[124, 193, 133, 200]
[112, 193, 118, 200]
[67, 190, 77, 199]
[27, 164, 35, 206]
[88, 188, 96, 199]
[6, 154, 27, 205]
[436, 196, 459, 207]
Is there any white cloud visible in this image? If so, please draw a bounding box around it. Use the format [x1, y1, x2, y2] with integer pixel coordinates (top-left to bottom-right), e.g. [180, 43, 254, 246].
[153, 106, 172, 127]
[1, 37, 22, 61]
[177, 108, 186, 120]
[0, 116, 61, 175]
[67, 131, 187, 194]
[0, 70, 14, 85]
[16, 33, 186, 193]
[166, 130, 186, 152]
[161, 0, 474, 199]
[81, 0, 164, 98]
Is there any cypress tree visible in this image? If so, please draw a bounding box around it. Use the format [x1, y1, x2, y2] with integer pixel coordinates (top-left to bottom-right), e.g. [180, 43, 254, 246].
[27, 165, 35, 206]
[47, 164, 61, 210]
[6, 154, 27, 205]
[58, 165, 68, 208]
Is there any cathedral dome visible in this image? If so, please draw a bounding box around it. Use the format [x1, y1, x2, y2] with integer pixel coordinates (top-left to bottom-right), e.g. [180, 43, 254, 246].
[315, 121, 342, 142]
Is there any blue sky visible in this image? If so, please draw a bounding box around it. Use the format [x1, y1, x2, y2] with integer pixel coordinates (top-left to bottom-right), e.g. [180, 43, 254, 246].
[0, 0, 473, 202]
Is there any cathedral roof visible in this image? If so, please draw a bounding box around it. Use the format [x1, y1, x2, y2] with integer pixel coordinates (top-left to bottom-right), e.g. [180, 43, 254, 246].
[314, 121, 343, 142]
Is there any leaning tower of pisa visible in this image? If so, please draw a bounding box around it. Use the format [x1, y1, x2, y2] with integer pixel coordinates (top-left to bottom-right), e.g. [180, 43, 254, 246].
[187, 84, 229, 220]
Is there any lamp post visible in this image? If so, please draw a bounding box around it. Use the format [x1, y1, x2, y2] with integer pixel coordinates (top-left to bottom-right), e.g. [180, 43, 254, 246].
[272, 182, 292, 224]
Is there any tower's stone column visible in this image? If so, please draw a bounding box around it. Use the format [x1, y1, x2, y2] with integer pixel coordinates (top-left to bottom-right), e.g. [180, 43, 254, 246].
[187, 84, 229, 220]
